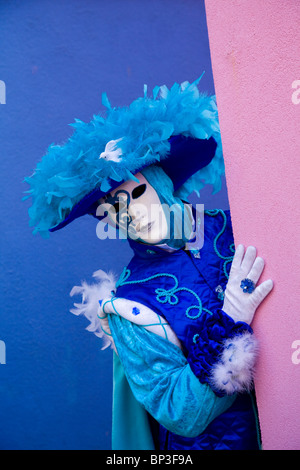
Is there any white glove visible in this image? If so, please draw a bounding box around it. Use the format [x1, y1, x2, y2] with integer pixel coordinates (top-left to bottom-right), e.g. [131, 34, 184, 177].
[222, 245, 273, 325]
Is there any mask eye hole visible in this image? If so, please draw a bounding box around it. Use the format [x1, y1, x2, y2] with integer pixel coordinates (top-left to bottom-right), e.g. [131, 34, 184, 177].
[132, 184, 146, 199]
[112, 200, 127, 214]
[113, 202, 120, 213]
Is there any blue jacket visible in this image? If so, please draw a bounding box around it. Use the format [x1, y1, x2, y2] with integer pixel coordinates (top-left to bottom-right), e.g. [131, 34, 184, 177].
[115, 209, 261, 450]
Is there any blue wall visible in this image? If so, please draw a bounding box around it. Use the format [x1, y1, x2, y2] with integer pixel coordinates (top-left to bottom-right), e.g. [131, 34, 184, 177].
[0, 0, 228, 449]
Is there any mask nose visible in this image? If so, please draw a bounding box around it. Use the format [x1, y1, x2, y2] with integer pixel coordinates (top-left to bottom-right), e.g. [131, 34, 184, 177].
[128, 203, 147, 230]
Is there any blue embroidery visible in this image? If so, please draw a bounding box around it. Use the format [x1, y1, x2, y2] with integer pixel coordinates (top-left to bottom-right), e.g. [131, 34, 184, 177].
[115, 210, 233, 321]
[117, 268, 212, 320]
[140, 315, 170, 340]
[205, 209, 235, 279]
[102, 295, 169, 340]
[193, 334, 200, 344]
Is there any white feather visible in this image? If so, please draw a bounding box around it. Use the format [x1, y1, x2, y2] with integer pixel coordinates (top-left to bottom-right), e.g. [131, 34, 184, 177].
[210, 332, 259, 395]
[70, 269, 117, 350]
[99, 139, 123, 162]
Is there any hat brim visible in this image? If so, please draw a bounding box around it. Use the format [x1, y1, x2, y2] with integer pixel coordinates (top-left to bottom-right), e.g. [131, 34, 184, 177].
[49, 135, 217, 232]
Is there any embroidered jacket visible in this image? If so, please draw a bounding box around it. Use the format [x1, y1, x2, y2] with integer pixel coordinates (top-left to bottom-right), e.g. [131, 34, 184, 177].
[114, 209, 260, 450]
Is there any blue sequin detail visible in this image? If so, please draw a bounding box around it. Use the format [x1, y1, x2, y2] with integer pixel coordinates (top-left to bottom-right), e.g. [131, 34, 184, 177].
[132, 306, 140, 316]
[215, 285, 225, 301]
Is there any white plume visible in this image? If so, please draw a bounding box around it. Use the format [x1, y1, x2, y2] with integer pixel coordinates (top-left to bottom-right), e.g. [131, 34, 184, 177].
[70, 269, 117, 350]
[99, 139, 123, 162]
[210, 332, 259, 395]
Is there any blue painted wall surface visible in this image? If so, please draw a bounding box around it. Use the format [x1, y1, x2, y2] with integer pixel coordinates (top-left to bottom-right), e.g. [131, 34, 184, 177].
[0, 0, 228, 449]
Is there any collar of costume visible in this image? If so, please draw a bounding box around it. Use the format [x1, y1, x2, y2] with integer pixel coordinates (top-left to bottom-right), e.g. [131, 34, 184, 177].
[24, 77, 224, 237]
[127, 205, 200, 258]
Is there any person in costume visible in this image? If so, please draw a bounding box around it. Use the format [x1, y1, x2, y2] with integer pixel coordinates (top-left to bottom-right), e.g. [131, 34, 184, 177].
[24, 78, 273, 450]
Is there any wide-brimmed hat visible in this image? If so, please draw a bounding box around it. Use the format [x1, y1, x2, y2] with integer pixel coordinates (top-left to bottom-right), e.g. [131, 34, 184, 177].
[24, 77, 224, 237]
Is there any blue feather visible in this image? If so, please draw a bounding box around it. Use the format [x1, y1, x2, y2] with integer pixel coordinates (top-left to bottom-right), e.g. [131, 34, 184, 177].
[24, 77, 224, 237]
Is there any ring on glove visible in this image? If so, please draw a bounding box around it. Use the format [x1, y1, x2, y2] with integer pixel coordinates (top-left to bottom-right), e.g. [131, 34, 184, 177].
[240, 278, 256, 294]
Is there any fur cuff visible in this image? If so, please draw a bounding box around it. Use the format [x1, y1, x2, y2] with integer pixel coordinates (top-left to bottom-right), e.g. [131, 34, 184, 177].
[209, 332, 259, 395]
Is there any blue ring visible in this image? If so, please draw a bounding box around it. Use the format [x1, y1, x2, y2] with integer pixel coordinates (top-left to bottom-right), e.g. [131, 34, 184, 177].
[240, 278, 256, 294]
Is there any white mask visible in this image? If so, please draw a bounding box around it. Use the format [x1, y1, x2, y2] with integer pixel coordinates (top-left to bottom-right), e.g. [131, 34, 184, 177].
[98, 172, 170, 245]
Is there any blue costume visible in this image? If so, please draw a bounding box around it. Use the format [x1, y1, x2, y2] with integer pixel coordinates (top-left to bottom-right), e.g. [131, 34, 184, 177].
[25, 79, 265, 451]
[112, 209, 260, 450]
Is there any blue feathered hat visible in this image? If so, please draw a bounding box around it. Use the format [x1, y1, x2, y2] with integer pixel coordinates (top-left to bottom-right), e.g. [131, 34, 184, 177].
[24, 77, 224, 237]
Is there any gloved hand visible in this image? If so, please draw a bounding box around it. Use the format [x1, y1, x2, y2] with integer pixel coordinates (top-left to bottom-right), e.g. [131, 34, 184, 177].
[222, 245, 273, 325]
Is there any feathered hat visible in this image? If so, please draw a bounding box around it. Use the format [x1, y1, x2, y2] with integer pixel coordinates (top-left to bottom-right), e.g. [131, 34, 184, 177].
[24, 77, 224, 237]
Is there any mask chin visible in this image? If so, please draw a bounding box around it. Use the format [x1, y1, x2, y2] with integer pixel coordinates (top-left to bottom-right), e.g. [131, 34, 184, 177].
[139, 166, 194, 250]
[130, 235, 169, 246]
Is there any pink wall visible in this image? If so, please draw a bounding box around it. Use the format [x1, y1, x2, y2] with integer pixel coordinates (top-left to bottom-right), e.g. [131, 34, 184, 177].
[205, 0, 300, 450]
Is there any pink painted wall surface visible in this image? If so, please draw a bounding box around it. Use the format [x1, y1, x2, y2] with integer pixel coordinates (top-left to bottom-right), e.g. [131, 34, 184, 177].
[205, 0, 300, 450]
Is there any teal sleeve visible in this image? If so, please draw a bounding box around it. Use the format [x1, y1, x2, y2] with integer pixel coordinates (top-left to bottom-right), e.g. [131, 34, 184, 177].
[108, 314, 235, 438]
[112, 352, 156, 450]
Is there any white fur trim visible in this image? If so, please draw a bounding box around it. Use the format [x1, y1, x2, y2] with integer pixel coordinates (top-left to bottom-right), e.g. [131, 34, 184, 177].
[210, 332, 259, 395]
[70, 270, 117, 350]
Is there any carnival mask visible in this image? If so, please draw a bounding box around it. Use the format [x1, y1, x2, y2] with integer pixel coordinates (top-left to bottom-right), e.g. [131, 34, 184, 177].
[97, 173, 170, 245]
